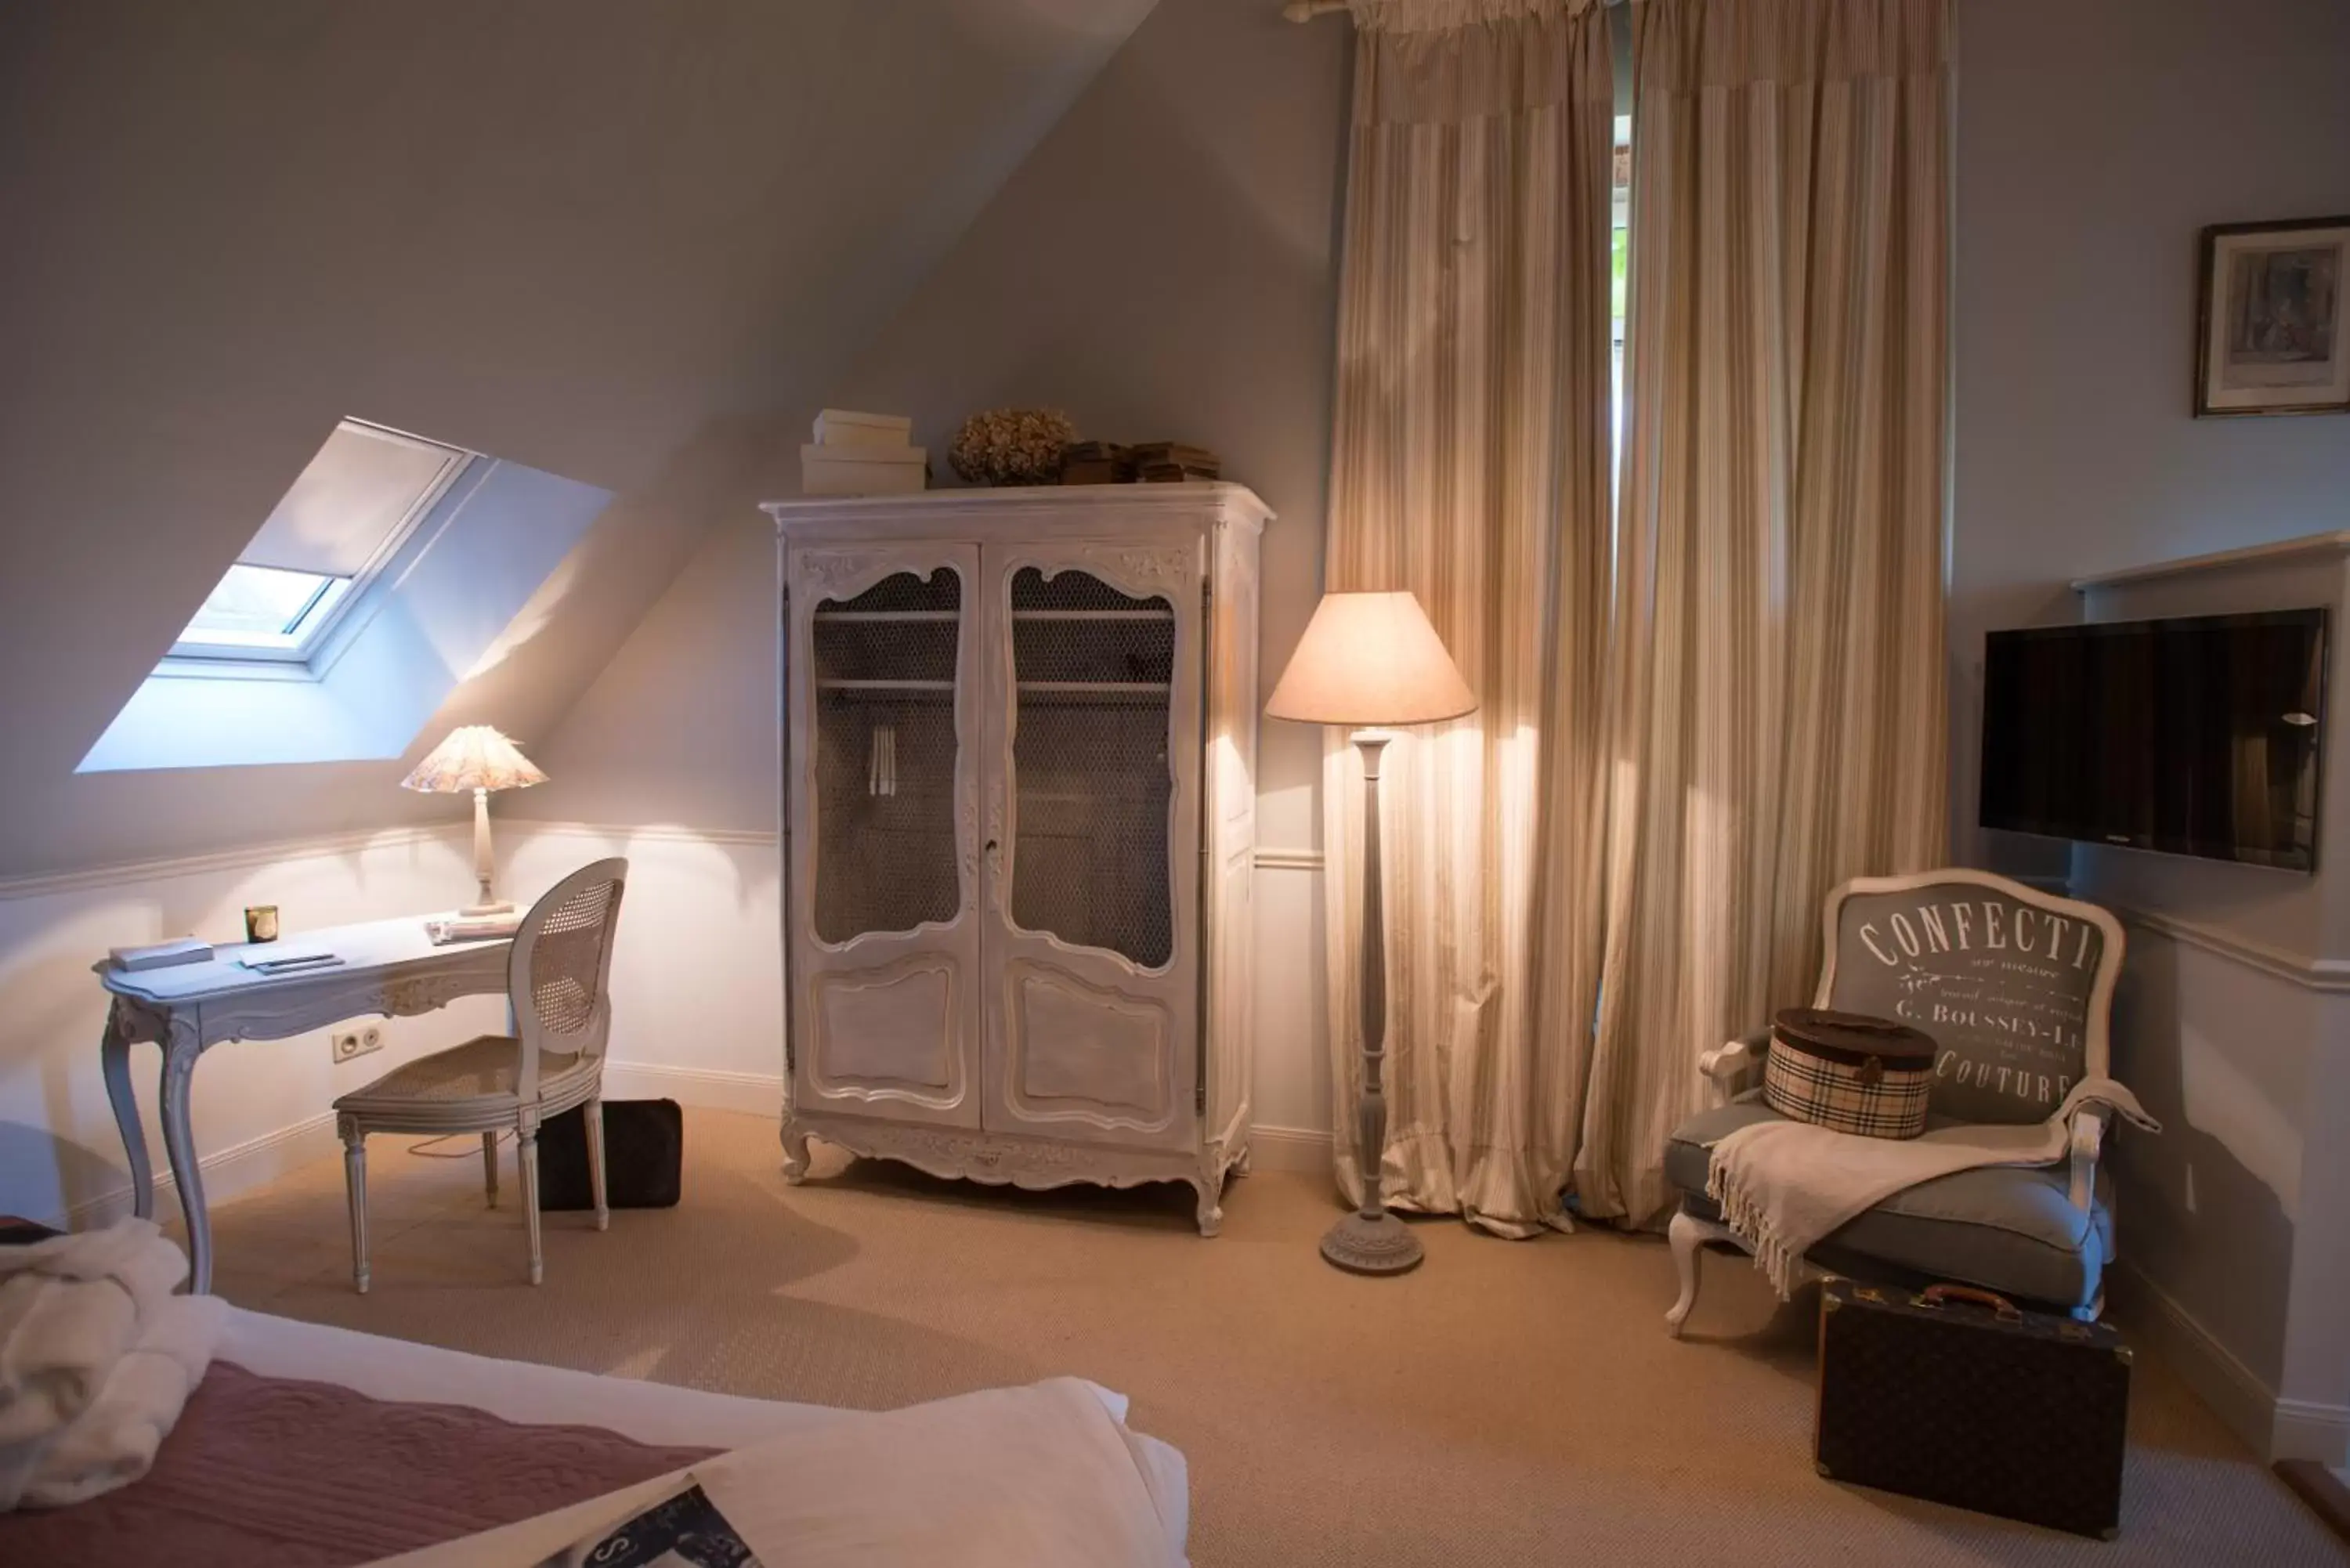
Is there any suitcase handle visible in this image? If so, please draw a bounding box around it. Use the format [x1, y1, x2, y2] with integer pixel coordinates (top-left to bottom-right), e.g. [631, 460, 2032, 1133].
[1917, 1283, 2022, 1321]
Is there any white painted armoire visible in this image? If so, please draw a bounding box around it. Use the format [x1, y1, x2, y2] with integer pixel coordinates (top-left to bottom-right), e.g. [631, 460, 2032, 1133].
[763, 483, 1267, 1234]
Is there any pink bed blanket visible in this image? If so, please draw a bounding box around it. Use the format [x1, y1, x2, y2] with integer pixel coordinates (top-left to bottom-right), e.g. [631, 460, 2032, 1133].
[0, 1360, 715, 1566]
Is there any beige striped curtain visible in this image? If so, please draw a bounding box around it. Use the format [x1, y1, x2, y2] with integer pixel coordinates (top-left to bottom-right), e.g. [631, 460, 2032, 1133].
[1319, 0, 1615, 1237]
[1571, 0, 1953, 1224]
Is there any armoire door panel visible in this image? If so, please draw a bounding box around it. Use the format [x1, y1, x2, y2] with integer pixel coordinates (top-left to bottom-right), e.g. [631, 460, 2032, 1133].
[787, 544, 983, 1129]
[808, 955, 963, 1104]
[1004, 957, 1174, 1127]
[978, 540, 1202, 1151]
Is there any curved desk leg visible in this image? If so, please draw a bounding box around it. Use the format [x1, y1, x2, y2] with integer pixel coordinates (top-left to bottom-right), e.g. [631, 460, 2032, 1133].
[99, 1003, 155, 1222]
[157, 1019, 211, 1295]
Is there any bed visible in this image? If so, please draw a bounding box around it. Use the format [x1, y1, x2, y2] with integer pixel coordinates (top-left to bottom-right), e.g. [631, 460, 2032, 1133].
[3, 1304, 1189, 1566]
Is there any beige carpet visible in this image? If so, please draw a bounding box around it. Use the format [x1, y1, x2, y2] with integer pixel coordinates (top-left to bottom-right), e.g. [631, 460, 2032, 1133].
[196, 1107, 2345, 1566]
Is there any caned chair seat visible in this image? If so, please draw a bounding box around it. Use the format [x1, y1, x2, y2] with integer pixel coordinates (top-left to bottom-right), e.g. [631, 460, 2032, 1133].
[335, 858, 628, 1293]
[333, 1038, 595, 1130]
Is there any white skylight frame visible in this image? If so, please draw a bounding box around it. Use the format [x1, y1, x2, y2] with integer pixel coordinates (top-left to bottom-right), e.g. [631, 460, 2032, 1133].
[168, 419, 475, 672]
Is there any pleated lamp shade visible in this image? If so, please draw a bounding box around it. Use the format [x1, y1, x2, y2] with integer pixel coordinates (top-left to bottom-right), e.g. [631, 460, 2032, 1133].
[1265, 591, 1477, 727]
[400, 726, 548, 794]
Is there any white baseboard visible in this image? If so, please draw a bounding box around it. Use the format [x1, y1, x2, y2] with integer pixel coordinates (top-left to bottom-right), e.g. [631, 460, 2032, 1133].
[52, 1065, 779, 1233]
[61, 1110, 343, 1231]
[602, 1060, 783, 1118]
[2111, 1262, 2350, 1465]
[2276, 1399, 2350, 1467]
[1246, 1122, 1332, 1174]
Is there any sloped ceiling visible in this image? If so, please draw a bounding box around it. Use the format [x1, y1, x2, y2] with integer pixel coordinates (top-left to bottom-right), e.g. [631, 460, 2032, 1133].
[0, 0, 1155, 878]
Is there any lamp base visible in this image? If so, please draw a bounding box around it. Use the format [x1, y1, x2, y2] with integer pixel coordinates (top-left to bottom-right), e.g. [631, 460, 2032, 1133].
[1319, 1209, 1424, 1275]
[459, 900, 517, 918]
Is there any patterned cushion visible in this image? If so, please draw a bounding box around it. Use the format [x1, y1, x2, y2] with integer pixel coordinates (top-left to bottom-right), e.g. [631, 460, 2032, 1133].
[1826, 883, 2108, 1126]
[1665, 1101, 2113, 1311]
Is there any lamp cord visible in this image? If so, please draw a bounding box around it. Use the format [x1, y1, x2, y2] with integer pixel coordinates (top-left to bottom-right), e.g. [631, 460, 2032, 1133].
[406, 1130, 513, 1158]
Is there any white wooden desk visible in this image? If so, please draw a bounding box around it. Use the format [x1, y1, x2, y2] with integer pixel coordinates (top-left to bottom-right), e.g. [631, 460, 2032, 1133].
[96, 916, 512, 1294]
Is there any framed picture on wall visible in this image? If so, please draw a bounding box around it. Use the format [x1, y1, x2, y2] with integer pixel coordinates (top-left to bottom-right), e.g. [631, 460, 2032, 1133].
[2195, 215, 2350, 417]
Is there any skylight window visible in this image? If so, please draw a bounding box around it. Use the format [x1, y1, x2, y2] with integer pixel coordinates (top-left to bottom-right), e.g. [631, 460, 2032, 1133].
[172, 419, 473, 665]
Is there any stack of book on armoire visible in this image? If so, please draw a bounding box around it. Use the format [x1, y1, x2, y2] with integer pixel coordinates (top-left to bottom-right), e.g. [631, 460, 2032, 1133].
[1060, 441, 1220, 485]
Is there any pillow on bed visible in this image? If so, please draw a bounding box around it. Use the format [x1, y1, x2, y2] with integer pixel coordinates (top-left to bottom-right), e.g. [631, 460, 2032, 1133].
[374, 1375, 1184, 1568]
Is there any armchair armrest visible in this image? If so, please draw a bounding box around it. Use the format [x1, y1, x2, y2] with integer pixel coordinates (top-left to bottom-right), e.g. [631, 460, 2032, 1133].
[1697, 1028, 1772, 1104]
[2067, 1104, 2107, 1213]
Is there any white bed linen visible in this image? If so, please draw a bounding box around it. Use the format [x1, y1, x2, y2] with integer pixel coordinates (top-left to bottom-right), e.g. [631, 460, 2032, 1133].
[215, 1306, 1188, 1563]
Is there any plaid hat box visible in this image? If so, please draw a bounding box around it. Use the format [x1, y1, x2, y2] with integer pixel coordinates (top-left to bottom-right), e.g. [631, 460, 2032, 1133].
[1762, 1008, 1936, 1140]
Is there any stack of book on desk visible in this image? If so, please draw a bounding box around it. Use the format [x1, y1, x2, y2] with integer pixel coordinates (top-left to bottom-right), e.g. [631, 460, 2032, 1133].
[426, 912, 522, 945]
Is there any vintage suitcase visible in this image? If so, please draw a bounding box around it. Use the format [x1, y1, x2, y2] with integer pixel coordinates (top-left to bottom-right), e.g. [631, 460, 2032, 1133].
[1817, 1278, 2130, 1537]
[537, 1099, 683, 1210]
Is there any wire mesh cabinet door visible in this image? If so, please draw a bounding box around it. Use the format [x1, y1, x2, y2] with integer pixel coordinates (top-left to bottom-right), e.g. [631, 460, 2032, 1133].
[785, 544, 983, 1130]
[978, 540, 1203, 1151]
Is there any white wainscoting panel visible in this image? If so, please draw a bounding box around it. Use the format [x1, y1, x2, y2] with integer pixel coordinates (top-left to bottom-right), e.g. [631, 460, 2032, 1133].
[2106, 913, 2350, 1465]
[1247, 1122, 1336, 1175]
[515, 823, 1336, 1163]
[602, 1061, 784, 1118]
[66, 1111, 345, 1231]
[4, 818, 1330, 1230]
[1, 826, 507, 1230]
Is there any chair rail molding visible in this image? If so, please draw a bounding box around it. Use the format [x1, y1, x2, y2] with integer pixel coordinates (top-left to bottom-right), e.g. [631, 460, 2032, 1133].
[2068, 529, 2350, 591]
[0, 823, 468, 901]
[502, 819, 783, 850]
[0, 818, 793, 902]
[2110, 902, 2350, 994]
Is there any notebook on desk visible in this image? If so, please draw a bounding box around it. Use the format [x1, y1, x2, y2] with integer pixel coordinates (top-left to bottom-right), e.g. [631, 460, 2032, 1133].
[108, 938, 214, 972]
[236, 948, 344, 976]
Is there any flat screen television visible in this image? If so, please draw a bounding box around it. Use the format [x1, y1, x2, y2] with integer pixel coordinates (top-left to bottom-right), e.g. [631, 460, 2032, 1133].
[1979, 608, 2329, 871]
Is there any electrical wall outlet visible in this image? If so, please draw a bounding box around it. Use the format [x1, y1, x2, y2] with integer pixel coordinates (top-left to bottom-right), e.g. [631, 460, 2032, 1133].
[331, 1027, 385, 1064]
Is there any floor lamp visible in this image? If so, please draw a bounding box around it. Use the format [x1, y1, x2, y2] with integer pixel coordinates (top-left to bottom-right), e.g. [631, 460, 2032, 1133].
[1266, 591, 1477, 1275]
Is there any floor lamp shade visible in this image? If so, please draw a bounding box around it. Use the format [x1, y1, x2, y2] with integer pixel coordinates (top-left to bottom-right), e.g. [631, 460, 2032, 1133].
[400, 726, 548, 916]
[1265, 591, 1477, 728]
[1266, 591, 1476, 1276]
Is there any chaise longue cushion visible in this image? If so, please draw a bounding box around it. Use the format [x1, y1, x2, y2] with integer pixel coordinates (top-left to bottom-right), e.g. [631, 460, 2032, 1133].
[1664, 1100, 2115, 1313]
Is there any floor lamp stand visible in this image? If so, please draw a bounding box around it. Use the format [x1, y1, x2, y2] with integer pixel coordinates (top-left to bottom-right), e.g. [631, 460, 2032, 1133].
[1320, 731, 1423, 1276]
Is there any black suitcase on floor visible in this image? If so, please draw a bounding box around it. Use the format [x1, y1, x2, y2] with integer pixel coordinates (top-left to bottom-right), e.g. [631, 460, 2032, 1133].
[1816, 1278, 2131, 1538]
[537, 1099, 682, 1210]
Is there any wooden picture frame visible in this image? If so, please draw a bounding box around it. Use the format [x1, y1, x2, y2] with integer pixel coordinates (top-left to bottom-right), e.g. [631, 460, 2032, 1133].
[2195, 215, 2350, 417]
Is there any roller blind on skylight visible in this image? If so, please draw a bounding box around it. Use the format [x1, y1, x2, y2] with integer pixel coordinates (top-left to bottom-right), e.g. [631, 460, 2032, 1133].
[240, 421, 468, 576]
[174, 418, 474, 664]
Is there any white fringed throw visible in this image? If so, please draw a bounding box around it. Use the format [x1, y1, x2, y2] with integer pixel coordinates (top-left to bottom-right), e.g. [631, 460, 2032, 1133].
[1704, 1078, 2162, 1298]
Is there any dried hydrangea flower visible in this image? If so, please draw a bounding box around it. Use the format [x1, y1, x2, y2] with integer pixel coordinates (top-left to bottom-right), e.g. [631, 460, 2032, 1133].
[949, 408, 1077, 486]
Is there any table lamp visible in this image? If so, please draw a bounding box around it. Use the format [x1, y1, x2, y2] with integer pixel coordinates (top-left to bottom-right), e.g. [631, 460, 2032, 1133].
[1265, 591, 1477, 1274]
[400, 725, 548, 916]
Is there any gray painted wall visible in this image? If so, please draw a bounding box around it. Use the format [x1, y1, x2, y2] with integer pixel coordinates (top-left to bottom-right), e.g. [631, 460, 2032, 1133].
[0, 0, 1152, 877]
[1950, 0, 2350, 1454]
[511, 0, 1352, 1136]
[519, 0, 1352, 851]
[1950, 0, 2350, 880]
